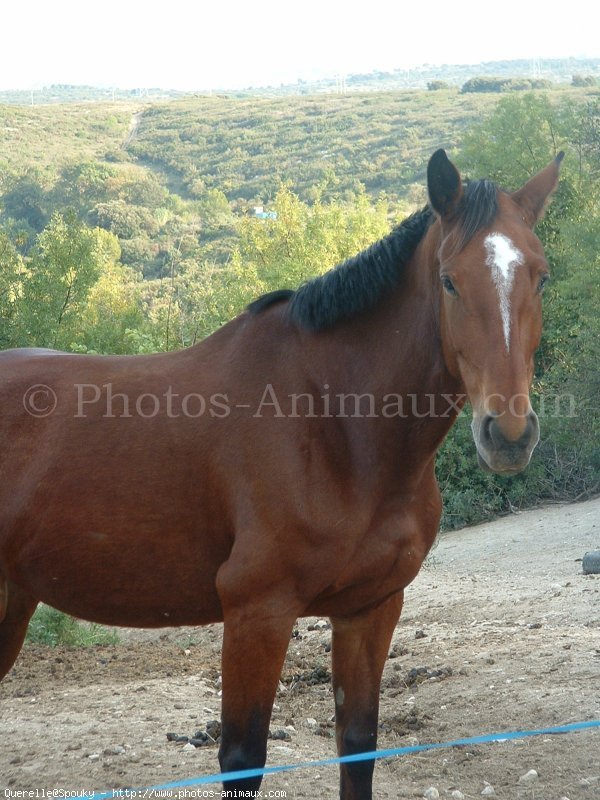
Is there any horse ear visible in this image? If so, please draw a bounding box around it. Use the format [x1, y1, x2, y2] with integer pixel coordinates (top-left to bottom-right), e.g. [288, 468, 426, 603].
[427, 149, 464, 220]
[511, 152, 565, 227]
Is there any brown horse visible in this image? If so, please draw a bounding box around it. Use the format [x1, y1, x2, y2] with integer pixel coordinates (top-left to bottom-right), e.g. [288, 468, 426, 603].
[0, 149, 562, 798]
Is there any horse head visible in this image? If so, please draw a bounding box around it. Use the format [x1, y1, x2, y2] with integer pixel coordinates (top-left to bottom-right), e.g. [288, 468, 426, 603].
[427, 149, 563, 474]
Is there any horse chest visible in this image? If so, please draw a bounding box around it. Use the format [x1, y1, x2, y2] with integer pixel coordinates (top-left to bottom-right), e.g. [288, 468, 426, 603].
[308, 502, 437, 617]
[359, 515, 431, 589]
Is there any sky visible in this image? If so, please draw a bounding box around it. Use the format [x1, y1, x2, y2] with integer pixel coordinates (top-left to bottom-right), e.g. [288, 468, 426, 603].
[1, 0, 598, 91]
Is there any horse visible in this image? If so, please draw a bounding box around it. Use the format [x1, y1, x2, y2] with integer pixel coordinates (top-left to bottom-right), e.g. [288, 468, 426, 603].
[0, 149, 563, 798]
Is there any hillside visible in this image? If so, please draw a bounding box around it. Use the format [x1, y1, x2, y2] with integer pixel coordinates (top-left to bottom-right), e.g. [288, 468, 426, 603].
[127, 91, 504, 206]
[0, 88, 521, 283]
[0, 103, 135, 172]
[4, 90, 500, 205]
[2, 86, 596, 212]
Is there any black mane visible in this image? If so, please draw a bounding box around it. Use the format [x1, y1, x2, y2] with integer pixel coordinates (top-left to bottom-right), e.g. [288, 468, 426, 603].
[288, 207, 432, 331]
[247, 179, 499, 331]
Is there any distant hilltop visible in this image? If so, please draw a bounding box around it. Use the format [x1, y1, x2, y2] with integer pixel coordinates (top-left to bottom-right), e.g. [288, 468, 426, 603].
[1, 57, 599, 105]
[287, 56, 600, 96]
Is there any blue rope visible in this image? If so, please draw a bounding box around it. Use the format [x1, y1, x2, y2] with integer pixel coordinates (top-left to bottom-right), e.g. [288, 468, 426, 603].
[85, 719, 600, 798]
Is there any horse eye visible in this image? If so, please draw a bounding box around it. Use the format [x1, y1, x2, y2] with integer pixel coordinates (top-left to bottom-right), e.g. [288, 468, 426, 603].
[538, 274, 550, 293]
[441, 275, 458, 296]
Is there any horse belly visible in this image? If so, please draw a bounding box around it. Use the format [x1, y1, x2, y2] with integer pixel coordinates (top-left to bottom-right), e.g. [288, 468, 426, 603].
[0, 469, 230, 627]
[6, 521, 226, 627]
[0, 381, 231, 626]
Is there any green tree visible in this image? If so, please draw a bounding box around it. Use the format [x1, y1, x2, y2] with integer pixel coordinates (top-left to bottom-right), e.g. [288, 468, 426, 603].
[459, 93, 569, 187]
[56, 161, 116, 211]
[1, 168, 50, 232]
[11, 212, 118, 349]
[90, 200, 159, 239]
[0, 230, 27, 347]
[140, 186, 396, 351]
[74, 245, 147, 355]
[197, 188, 234, 229]
[461, 77, 507, 93]
[235, 184, 393, 291]
[572, 74, 597, 87]
[427, 80, 451, 91]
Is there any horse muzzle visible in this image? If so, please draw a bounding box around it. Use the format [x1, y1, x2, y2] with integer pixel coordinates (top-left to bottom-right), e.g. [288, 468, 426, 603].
[472, 410, 540, 475]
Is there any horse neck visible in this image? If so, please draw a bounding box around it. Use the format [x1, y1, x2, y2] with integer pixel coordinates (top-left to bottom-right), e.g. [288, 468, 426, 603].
[332, 219, 458, 401]
[308, 220, 464, 485]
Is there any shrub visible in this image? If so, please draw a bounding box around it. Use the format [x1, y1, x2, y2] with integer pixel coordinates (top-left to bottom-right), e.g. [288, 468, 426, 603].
[572, 74, 598, 87]
[427, 80, 451, 91]
[26, 605, 119, 647]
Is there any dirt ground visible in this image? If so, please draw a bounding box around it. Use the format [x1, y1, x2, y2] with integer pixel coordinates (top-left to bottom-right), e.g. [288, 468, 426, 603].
[1, 498, 599, 799]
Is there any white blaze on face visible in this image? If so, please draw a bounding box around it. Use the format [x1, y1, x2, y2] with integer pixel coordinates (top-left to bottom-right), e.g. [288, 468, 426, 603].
[484, 232, 524, 352]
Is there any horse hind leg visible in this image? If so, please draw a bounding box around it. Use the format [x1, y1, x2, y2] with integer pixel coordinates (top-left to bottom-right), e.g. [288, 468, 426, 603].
[0, 577, 37, 681]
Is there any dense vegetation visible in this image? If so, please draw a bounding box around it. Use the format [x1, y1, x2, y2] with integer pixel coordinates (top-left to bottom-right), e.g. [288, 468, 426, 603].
[1, 87, 598, 534]
[126, 92, 499, 207]
[461, 76, 554, 93]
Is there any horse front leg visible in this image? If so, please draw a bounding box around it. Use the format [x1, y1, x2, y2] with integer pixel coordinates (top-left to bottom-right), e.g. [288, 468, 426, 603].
[331, 591, 404, 800]
[216, 558, 301, 797]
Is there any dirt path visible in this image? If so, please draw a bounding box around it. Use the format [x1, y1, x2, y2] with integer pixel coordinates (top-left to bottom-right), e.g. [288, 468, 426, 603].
[123, 111, 144, 149]
[1, 499, 599, 798]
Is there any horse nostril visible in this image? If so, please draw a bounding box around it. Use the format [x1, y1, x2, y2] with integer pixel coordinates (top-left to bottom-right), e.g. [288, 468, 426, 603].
[482, 411, 539, 450]
[525, 410, 540, 443]
[481, 414, 496, 447]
